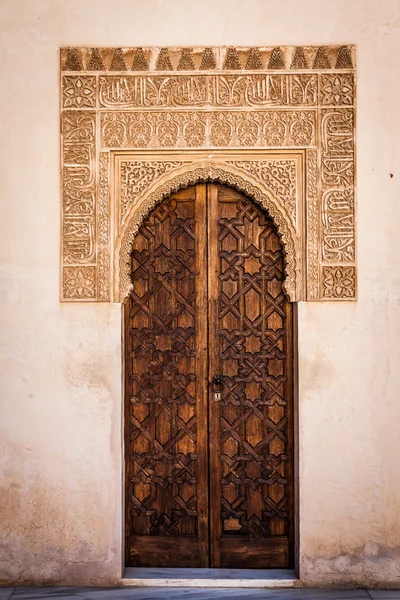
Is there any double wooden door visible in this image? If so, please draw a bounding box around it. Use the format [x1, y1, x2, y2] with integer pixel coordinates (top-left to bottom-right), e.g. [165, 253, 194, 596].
[125, 183, 294, 569]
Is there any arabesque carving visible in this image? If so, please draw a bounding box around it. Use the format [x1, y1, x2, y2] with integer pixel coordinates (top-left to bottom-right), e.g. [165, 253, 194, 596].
[226, 160, 297, 224]
[119, 161, 187, 223]
[100, 110, 316, 149]
[306, 150, 319, 300]
[60, 45, 356, 302]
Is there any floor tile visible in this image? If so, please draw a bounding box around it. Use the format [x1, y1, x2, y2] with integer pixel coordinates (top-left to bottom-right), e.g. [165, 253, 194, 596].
[13, 597, 85, 600]
[0, 589, 14, 600]
[282, 592, 370, 600]
[11, 589, 90, 600]
[367, 592, 400, 599]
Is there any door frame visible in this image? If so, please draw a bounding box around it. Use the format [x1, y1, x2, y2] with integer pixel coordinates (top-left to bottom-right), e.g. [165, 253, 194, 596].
[120, 179, 300, 575]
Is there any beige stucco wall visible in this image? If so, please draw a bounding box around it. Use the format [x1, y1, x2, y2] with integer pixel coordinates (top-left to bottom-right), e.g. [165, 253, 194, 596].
[1, 0, 400, 587]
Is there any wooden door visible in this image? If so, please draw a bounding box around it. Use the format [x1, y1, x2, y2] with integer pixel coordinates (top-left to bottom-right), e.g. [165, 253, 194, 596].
[125, 183, 293, 569]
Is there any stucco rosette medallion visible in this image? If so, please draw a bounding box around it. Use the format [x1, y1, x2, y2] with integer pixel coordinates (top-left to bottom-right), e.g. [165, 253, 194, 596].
[60, 45, 356, 302]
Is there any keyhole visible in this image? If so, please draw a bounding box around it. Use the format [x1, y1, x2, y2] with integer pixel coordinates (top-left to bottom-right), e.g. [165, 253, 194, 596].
[214, 392, 221, 401]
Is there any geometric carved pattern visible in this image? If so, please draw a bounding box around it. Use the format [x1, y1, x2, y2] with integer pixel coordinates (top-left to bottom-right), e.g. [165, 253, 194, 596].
[62, 266, 96, 299]
[63, 76, 96, 108]
[125, 187, 205, 566]
[211, 187, 293, 565]
[322, 266, 356, 299]
[60, 45, 356, 302]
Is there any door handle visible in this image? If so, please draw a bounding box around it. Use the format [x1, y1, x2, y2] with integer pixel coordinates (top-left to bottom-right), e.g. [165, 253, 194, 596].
[211, 375, 224, 401]
[211, 375, 224, 390]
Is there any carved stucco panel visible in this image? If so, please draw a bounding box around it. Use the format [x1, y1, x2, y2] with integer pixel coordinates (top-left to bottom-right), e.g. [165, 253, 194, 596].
[97, 152, 110, 301]
[119, 160, 188, 224]
[100, 110, 317, 149]
[226, 159, 298, 226]
[60, 45, 356, 302]
[306, 150, 319, 300]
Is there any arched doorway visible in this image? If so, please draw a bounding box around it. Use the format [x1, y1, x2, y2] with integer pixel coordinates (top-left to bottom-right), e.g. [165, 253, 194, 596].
[124, 182, 294, 569]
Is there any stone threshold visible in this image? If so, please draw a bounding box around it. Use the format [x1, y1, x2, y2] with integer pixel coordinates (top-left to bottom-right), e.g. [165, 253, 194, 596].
[121, 567, 299, 588]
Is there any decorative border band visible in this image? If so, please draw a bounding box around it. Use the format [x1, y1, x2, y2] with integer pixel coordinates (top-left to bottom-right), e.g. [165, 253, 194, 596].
[61, 46, 355, 73]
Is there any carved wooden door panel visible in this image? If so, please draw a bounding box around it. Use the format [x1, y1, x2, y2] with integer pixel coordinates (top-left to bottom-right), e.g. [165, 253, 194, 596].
[124, 185, 209, 567]
[207, 184, 294, 568]
[125, 183, 293, 569]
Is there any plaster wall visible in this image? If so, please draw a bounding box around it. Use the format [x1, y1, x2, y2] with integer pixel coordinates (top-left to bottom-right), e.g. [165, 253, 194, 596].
[0, 0, 400, 587]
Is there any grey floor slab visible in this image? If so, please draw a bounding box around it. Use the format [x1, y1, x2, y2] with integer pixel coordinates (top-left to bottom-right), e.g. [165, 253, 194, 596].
[124, 567, 296, 580]
[20, 588, 372, 600]
[11, 589, 92, 599]
[7, 588, 400, 600]
[12, 597, 86, 600]
[367, 593, 400, 599]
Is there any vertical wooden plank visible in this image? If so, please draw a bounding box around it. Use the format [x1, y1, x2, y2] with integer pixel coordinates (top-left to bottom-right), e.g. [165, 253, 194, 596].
[123, 298, 131, 568]
[285, 300, 295, 568]
[195, 183, 210, 567]
[292, 301, 300, 573]
[207, 183, 222, 567]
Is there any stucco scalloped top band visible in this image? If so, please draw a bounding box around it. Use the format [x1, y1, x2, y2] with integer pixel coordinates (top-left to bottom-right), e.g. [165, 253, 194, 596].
[61, 45, 355, 72]
[60, 45, 356, 302]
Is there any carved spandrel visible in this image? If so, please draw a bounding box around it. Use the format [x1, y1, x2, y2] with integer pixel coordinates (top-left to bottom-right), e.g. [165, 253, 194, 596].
[227, 160, 297, 225]
[119, 161, 187, 225]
